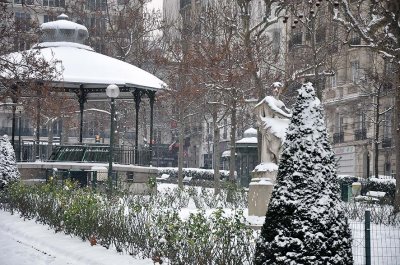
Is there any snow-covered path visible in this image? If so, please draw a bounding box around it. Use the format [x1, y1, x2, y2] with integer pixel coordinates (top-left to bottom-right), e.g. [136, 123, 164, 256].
[0, 210, 152, 265]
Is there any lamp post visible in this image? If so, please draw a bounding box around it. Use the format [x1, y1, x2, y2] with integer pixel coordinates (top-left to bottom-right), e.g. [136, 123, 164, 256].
[16, 106, 23, 162]
[106, 84, 119, 194]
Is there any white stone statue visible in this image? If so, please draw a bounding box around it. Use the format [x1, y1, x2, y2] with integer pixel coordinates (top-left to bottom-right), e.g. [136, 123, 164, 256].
[248, 94, 291, 218]
[255, 96, 291, 165]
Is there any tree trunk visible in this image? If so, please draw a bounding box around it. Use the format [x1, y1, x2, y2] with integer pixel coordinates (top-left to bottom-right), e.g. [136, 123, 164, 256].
[212, 108, 221, 195]
[229, 101, 237, 182]
[178, 118, 184, 189]
[241, 5, 265, 167]
[394, 70, 400, 212]
[374, 92, 380, 178]
[47, 120, 54, 160]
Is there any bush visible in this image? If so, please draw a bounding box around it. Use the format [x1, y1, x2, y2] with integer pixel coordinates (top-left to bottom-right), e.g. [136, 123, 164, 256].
[2, 181, 255, 264]
[158, 167, 230, 181]
[360, 178, 396, 203]
[0, 135, 20, 190]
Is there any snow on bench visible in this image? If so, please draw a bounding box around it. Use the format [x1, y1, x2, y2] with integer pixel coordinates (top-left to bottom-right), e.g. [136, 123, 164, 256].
[156, 174, 170, 181]
[183, 176, 192, 183]
[366, 191, 386, 198]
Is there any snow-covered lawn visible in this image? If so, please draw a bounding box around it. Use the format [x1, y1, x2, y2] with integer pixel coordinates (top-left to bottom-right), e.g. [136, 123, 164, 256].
[0, 210, 153, 265]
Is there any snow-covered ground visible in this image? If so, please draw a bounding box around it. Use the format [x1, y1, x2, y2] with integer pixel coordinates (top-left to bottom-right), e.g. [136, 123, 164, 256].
[0, 210, 152, 265]
[1, 183, 400, 264]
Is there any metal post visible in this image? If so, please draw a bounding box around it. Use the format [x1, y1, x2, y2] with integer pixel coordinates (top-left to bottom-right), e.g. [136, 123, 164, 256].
[77, 85, 87, 144]
[365, 210, 371, 265]
[36, 97, 41, 160]
[148, 91, 155, 165]
[18, 110, 22, 161]
[11, 103, 16, 148]
[108, 97, 116, 194]
[92, 171, 97, 190]
[133, 89, 142, 164]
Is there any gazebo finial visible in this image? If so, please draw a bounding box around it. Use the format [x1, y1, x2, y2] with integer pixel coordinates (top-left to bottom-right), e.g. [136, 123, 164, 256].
[40, 13, 89, 44]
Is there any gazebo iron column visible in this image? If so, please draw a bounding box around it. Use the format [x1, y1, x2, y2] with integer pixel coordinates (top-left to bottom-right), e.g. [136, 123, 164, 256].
[35, 94, 41, 160]
[11, 97, 17, 148]
[147, 90, 156, 164]
[10, 84, 18, 149]
[133, 88, 143, 164]
[75, 84, 88, 144]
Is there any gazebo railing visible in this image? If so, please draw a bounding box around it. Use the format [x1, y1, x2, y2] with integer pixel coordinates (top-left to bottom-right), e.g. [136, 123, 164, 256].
[15, 143, 152, 166]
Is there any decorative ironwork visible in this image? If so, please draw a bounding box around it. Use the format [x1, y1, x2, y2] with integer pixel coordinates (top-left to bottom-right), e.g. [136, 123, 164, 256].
[333, 132, 344, 144]
[354, 129, 367, 141]
[382, 138, 392, 148]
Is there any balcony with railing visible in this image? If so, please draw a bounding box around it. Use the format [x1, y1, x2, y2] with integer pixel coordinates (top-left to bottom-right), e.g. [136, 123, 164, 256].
[354, 129, 367, 141]
[382, 138, 392, 148]
[333, 132, 344, 144]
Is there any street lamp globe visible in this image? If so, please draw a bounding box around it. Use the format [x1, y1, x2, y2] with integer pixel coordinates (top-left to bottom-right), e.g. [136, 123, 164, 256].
[106, 84, 120, 98]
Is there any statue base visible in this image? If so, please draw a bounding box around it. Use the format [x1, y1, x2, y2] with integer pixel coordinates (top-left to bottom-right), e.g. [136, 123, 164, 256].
[248, 170, 277, 217]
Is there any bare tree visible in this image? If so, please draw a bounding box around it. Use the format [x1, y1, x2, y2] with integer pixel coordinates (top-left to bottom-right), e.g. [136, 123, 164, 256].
[329, 0, 400, 211]
[0, 3, 62, 152]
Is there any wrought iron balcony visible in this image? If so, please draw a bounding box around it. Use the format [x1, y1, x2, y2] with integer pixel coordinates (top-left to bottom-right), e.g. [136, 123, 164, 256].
[333, 132, 344, 144]
[382, 138, 392, 148]
[354, 129, 367, 141]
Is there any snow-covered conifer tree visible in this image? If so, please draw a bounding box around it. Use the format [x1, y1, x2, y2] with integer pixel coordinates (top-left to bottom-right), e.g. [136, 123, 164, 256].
[254, 83, 353, 264]
[0, 135, 20, 189]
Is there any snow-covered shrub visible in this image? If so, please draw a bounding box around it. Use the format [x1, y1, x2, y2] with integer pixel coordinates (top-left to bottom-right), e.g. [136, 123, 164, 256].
[4, 181, 254, 263]
[360, 178, 396, 204]
[255, 83, 353, 265]
[0, 135, 20, 189]
[157, 167, 229, 183]
[151, 208, 255, 264]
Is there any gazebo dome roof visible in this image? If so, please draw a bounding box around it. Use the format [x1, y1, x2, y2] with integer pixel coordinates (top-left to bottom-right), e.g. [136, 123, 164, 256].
[4, 14, 165, 97]
[236, 128, 257, 146]
[243, 128, 257, 138]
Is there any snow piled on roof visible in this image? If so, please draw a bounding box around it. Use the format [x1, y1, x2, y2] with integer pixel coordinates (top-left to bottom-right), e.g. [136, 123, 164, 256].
[31, 45, 165, 89]
[41, 19, 88, 31]
[236, 137, 257, 144]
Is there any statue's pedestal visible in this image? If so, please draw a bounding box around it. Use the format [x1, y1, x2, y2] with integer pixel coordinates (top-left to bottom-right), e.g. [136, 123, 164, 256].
[248, 169, 277, 217]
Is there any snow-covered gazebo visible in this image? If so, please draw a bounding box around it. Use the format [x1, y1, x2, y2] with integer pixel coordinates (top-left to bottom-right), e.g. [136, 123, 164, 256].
[4, 14, 165, 163]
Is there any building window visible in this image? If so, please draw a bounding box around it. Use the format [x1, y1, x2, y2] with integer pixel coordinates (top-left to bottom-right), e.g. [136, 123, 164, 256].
[85, 16, 106, 36]
[154, 129, 162, 144]
[355, 112, 366, 140]
[351, 61, 360, 84]
[349, 32, 361, 45]
[14, 12, 31, 31]
[272, 30, 280, 53]
[43, 0, 65, 7]
[14, 0, 34, 5]
[223, 119, 227, 140]
[316, 26, 326, 43]
[43, 15, 57, 23]
[289, 31, 302, 50]
[382, 109, 392, 148]
[384, 161, 391, 177]
[86, 0, 106, 11]
[330, 74, 337, 88]
[333, 114, 344, 143]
